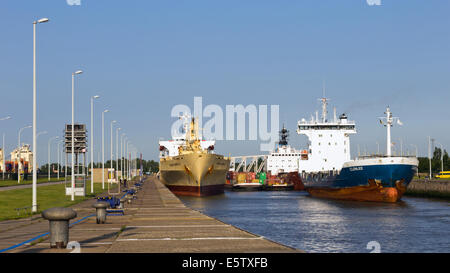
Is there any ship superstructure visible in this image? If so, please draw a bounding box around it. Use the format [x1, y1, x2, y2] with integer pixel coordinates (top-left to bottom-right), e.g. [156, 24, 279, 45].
[296, 97, 356, 173]
[159, 114, 215, 158]
[267, 125, 306, 176]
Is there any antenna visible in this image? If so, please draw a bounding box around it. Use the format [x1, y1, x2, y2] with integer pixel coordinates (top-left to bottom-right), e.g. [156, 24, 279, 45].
[318, 82, 329, 123]
[322, 80, 325, 98]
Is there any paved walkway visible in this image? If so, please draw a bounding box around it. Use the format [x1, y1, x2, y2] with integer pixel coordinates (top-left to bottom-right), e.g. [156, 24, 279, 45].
[1, 176, 301, 253]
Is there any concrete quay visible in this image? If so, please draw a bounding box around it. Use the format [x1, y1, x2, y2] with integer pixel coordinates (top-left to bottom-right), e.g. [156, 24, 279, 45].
[406, 179, 450, 199]
[2, 176, 301, 253]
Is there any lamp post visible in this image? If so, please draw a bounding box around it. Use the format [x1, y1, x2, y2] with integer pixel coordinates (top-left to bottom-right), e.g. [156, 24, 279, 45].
[48, 136, 59, 181]
[57, 140, 63, 180]
[124, 138, 128, 180]
[32, 17, 49, 212]
[410, 144, 418, 157]
[2, 133, 5, 180]
[102, 109, 109, 189]
[110, 120, 116, 180]
[399, 138, 403, 157]
[428, 136, 433, 179]
[37, 131, 47, 139]
[121, 134, 125, 179]
[132, 146, 136, 178]
[116, 127, 121, 178]
[1, 116, 11, 180]
[125, 140, 129, 180]
[71, 70, 83, 201]
[90, 95, 100, 193]
[18, 125, 32, 184]
[131, 146, 135, 179]
[127, 141, 131, 180]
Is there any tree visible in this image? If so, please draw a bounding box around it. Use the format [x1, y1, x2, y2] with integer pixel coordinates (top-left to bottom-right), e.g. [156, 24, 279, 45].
[418, 147, 448, 174]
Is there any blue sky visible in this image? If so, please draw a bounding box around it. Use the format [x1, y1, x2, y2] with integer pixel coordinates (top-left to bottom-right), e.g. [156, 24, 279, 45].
[0, 0, 449, 165]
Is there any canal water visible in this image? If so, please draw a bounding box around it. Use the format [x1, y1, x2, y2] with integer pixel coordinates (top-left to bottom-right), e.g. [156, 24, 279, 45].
[179, 191, 450, 253]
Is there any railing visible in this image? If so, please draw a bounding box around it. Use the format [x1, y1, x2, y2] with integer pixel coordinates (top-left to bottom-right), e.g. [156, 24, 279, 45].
[15, 205, 40, 217]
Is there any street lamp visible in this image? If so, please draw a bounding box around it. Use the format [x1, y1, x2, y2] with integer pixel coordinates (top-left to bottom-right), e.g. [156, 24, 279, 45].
[125, 139, 129, 180]
[110, 120, 116, 178]
[32, 17, 49, 212]
[127, 140, 131, 180]
[116, 127, 121, 178]
[1, 116, 11, 180]
[57, 140, 63, 180]
[410, 144, 418, 157]
[102, 109, 109, 189]
[37, 131, 47, 139]
[2, 133, 5, 180]
[18, 125, 32, 184]
[71, 69, 83, 201]
[399, 138, 403, 157]
[121, 134, 125, 179]
[437, 142, 444, 173]
[48, 136, 59, 181]
[428, 136, 433, 179]
[90, 95, 100, 194]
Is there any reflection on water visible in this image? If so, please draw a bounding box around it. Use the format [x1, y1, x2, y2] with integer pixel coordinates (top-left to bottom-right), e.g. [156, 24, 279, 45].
[179, 191, 450, 253]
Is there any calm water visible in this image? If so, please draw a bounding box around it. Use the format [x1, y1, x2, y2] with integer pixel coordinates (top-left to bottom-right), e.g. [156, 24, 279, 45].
[179, 191, 450, 253]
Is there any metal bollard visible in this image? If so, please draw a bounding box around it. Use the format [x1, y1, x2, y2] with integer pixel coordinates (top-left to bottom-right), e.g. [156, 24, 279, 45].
[41, 207, 77, 249]
[93, 202, 109, 224]
[119, 198, 125, 209]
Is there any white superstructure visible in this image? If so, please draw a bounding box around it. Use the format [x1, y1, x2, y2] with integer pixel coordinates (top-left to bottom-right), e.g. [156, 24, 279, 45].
[296, 97, 356, 173]
[159, 114, 215, 158]
[267, 126, 307, 175]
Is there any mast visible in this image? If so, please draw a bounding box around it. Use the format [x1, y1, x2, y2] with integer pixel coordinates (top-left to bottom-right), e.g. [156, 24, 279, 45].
[278, 124, 289, 146]
[320, 82, 328, 123]
[320, 97, 328, 123]
[385, 107, 392, 156]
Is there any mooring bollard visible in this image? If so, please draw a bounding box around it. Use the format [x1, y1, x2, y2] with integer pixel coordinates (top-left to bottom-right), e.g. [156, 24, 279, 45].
[93, 202, 109, 224]
[119, 198, 125, 209]
[41, 207, 77, 249]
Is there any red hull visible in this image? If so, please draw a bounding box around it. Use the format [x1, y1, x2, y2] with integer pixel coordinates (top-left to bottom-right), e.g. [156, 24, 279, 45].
[166, 184, 225, 197]
[306, 180, 407, 203]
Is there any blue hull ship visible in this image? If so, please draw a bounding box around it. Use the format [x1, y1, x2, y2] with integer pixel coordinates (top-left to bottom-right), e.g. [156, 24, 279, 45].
[302, 156, 418, 202]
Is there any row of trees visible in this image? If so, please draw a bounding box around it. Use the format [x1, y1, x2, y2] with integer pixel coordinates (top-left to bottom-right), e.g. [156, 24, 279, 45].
[35, 148, 448, 177]
[231, 149, 449, 176]
[417, 147, 449, 175]
[38, 158, 160, 174]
